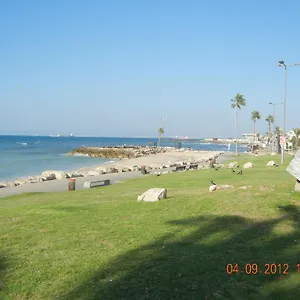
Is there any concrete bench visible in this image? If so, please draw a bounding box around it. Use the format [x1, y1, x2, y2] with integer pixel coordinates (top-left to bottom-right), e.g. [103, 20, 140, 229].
[83, 179, 110, 188]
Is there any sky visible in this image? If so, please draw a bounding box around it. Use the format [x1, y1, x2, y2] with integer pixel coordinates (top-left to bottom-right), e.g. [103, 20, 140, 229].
[0, 0, 299, 138]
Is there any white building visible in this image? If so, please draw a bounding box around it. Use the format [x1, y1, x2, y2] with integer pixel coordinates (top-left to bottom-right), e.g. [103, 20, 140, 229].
[242, 133, 259, 143]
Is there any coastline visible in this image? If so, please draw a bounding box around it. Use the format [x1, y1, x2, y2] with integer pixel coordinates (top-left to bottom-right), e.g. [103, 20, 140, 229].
[0, 147, 235, 197]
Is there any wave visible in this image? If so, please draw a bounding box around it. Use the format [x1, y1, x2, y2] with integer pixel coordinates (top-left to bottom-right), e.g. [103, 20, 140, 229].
[17, 142, 28, 146]
[73, 153, 89, 157]
[104, 160, 116, 164]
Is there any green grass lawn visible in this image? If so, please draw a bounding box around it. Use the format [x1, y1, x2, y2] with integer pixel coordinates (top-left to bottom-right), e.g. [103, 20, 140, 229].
[1, 154, 300, 299]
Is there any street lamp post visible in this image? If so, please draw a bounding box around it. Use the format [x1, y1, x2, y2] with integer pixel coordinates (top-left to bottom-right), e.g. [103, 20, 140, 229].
[278, 61, 300, 164]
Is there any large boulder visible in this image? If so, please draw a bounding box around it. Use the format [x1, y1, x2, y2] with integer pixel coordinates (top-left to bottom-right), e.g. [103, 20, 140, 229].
[87, 170, 101, 176]
[30, 176, 41, 184]
[68, 172, 84, 178]
[94, 167, 107, 174]
[105, 167, 118, 174]
[40, 170, 61, 181]
[243, 162, 254, 169]
[14, 178, 28, 185]
[132, 166, 141, 172]
[137, 188, 167, 202]
[0, 182, 7, 188]
[266, 161, 276, 167]
[228, 161, 238, 168]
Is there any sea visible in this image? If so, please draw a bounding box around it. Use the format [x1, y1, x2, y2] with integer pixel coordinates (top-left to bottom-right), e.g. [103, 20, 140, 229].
[0, 135, 247, 181]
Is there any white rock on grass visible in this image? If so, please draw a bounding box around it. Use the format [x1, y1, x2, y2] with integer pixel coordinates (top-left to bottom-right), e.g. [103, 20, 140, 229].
[137, 188, 167, 202]
[243, 162, 254, 169]
[266, 161, 276, 166]
[228, 161, 238, 168]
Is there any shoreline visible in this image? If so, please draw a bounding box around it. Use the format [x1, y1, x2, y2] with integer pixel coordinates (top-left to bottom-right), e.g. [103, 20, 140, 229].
[0, 147, 231, 196]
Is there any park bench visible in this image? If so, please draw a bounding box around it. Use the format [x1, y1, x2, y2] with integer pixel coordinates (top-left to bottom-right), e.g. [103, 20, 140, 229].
[83, 179, 110, 188]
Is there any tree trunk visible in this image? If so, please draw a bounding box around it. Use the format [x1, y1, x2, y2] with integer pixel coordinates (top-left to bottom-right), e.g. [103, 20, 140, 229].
[235, 108, 238, 156]
[252, 121, 256, 152]
[158, 134, 161, 148]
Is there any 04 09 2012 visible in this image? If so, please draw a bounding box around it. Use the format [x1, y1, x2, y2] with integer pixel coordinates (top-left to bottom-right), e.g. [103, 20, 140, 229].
[225, 263, 300, 275]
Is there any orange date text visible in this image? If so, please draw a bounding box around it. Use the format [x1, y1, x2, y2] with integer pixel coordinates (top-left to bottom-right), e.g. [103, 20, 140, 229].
[226, 263, 292, 275]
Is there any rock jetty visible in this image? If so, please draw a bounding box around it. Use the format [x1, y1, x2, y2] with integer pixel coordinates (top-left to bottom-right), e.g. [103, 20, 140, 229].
[67, 146, 167, 159]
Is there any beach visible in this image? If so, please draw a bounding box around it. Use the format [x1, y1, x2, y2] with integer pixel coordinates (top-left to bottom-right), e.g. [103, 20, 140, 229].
[0, 148, 232, 198]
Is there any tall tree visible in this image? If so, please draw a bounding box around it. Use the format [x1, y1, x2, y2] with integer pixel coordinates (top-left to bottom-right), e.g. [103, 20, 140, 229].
[265, 115, 274, 144]
[251, 110, 261, 152]
[157, 127, 164, 148]
[292, 128, 300, 150]
[231, 93, 246, 155]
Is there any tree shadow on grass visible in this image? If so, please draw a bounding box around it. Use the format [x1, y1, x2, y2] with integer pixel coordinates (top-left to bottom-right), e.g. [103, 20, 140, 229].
[61, 205, 300, 300]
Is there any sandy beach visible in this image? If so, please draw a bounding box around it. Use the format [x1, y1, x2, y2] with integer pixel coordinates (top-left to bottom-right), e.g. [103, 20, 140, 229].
[0, 149, 232, 198]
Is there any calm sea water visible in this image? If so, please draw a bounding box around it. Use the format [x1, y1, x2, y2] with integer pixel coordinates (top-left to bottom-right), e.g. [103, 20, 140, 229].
[0, 135, 247, 181]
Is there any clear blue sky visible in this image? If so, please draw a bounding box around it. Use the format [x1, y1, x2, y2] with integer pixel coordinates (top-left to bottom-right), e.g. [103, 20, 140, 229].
[1, 0, 299, 138]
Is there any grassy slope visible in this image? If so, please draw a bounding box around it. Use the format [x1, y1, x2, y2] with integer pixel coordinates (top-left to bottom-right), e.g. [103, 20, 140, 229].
[1, 155, 300, 299]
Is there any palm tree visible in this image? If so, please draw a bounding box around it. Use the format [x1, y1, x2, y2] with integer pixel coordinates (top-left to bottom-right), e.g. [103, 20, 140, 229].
[292, 128, 300, 150]
[231, 93, 246, 155]
[293, 128, 300, 137]
[157, 127, 164, 148]
[251, 110, 261, 152]
[265, 115, 274, 144]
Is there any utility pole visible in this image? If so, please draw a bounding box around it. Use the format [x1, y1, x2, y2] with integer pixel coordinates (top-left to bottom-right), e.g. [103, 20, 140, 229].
[278, 61, 300, 164]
